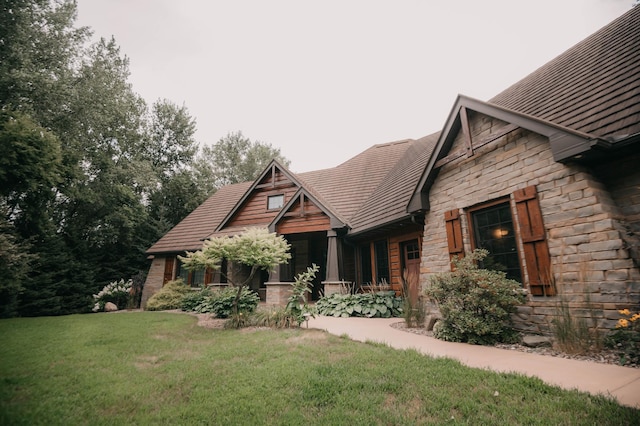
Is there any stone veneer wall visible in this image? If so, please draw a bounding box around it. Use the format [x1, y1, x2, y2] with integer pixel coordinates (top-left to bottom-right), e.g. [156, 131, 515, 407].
[420, 112, 640, 335]
[141, 256, 166, 307]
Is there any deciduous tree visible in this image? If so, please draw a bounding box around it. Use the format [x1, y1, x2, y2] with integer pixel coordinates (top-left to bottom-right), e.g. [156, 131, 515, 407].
[180, 228, 291, 318]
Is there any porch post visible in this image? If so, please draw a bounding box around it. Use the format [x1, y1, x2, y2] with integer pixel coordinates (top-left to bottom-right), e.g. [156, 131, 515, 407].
[325, 230, 339, 282]
[323, 230, 347, 296]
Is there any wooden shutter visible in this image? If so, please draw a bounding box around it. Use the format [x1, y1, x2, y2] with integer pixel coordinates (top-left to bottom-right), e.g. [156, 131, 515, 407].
[204, 267, 213, 285]
[445, 209, 464, 269]
[514, 186, 555, 296]
[163, 257, 175, 285]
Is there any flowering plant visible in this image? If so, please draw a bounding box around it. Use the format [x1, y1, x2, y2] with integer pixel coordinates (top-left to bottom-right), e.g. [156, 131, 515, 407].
[605, 308, 640, 365]
[92, 279, 133, 312]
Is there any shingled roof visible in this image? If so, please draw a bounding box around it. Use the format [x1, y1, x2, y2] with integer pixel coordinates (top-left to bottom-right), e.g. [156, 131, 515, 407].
[489, 6, 640, 140]
[298, 139, 417, 224]
[147, 137, 432, 254]
[146, 182, 251, 254]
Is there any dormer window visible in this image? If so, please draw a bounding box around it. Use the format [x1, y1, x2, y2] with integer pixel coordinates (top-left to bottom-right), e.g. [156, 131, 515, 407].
[267, 194, 284, 210]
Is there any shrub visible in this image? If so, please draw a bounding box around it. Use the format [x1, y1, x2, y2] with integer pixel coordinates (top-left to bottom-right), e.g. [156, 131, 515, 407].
[180, 288, 213, 312]
[92, 279, 132, 312]
[145, 280, 190, 311]
[186, 287, 259, 318]
[316, 291, 403, 318]
[605, 309, 640, 365]
[425, 249, 526, 345]
[285, 264, 319, 326]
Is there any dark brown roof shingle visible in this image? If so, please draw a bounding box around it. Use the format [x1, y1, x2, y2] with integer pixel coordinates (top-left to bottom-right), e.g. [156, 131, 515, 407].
[146, 182, 251, 254]
[489, 6, 640, 139]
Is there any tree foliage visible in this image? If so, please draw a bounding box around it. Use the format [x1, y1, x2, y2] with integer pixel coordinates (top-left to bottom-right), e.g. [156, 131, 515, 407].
[180, 228, 291, 319]
[202, 131, 291, 187]
[0, 0, 290, 317]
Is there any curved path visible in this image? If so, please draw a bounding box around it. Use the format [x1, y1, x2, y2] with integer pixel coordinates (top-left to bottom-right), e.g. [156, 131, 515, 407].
[307, 315, 640, 409]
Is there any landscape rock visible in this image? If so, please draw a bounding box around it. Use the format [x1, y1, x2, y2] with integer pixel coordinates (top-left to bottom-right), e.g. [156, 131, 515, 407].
[104, 302, 118, 312]
[522, 335, 552, 348]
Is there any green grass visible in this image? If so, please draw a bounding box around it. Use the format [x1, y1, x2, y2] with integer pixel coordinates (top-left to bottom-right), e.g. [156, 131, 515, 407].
[0, 312, 637, 425]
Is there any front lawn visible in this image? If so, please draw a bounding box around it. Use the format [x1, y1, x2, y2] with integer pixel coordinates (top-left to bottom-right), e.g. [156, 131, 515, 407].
[0, 312, 637, 425]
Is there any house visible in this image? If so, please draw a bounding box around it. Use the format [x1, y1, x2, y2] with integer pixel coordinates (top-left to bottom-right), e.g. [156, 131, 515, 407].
[142, 135, 438, 306]
[409, 6, 640, 333]
[143, 7, 639, 333]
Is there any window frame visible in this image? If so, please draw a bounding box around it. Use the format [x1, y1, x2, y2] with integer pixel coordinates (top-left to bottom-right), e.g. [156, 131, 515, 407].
[267, 194, 285, 210]
[358, 239, 390, 286]
[466, 196, 525, 284]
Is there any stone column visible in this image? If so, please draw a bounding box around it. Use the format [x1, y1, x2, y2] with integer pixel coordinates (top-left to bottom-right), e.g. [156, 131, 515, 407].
[265, 262, 292, 306]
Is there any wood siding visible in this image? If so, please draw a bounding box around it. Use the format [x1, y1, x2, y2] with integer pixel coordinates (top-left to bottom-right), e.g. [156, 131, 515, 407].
[227, 169, 298, 228]
[276, 195, 330, 234]
[389, 231, 423, 293]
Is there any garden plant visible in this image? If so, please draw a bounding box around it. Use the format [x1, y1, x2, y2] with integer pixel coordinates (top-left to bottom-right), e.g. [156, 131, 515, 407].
[425, 249, 526, 345]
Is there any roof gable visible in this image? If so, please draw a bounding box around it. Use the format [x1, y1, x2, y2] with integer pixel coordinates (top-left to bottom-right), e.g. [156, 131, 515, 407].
[268, 187, 345, 234]
[215, 160, 300, 232]
[408, 95, 597, 213]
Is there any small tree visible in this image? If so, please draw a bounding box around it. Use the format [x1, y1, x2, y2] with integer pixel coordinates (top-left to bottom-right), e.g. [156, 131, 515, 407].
[179, 228, 291, 318]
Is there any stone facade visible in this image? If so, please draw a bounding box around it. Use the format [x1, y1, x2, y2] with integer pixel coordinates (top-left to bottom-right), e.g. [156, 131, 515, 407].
[420, 111, 640, 334]
[141, 255, 167, 307]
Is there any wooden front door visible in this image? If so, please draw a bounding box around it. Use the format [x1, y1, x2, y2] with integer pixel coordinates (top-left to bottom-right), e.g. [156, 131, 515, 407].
[402, 240, 421, 304]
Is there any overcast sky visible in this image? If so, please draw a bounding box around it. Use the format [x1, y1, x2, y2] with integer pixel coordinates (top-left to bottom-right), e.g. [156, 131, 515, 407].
[75, 1, 632, 173]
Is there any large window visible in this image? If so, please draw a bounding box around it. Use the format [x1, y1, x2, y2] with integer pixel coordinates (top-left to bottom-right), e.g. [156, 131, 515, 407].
[470, 201, 522, 282]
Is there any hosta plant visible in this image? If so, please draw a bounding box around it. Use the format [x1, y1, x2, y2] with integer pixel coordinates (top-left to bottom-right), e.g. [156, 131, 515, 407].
[316, 291, 403, 318]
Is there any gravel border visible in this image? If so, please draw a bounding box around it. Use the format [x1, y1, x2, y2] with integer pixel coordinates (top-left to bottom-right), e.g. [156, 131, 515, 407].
[390, 321, 638, 369]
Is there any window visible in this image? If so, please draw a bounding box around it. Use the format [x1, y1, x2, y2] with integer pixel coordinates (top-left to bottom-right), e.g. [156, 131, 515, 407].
[175, 260, 204, 288]
[470, 201, 522, 282]
[374, 240, 390, 284]
[446, 186, 554, 296]
[360, 245, 372, 284]
[267, 194, 284, 210]
[359, 240, 390, 285]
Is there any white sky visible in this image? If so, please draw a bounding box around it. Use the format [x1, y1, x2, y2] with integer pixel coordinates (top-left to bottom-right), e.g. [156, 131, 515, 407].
[75, 0, 633, 173]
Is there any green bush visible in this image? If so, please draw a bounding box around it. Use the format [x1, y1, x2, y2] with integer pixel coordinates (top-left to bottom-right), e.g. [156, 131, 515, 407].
[425, 250, 526, 345]
[92, 279, 132, 312]
[316, 291, 403, 318]
[145, 280, 190, 311]
[184, 287, 259, 318]
[180, 288, 213, 312]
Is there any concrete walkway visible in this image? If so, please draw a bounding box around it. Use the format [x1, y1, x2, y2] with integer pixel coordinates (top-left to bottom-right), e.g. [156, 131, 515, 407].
[307, 315, 640, 409]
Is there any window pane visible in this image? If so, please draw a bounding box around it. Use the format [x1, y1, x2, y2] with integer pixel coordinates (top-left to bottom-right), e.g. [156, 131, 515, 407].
[374, 240, 389, 284]
[472, 203, 522, 283]
[360, 245, 372, 284]
[191, 269, 204, 287]
[267, 194, 284, 210]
